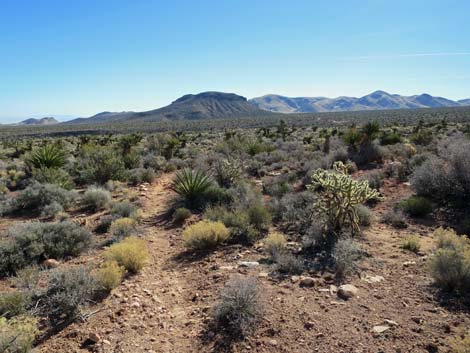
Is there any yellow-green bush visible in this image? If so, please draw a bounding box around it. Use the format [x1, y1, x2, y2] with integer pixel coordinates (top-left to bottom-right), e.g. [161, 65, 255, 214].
[104, 237, 148, 274]
[95, 261, 125, 291]
[0, 292, 30, 319]
[402, 235, 421, 253]
[110, 217, 137, 240]
[264, 232, 286, 257]
[429, 228, 470, 294]
[182, 220, 229, 250]
[0, 315, 38, 353]
[451, 334, 470, 353]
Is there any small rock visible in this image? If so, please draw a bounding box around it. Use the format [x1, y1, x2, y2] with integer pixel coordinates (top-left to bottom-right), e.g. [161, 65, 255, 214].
[291, 275, 300, 283]
[299, 276, 316, 288]
[337, 284, 359, 300]
[258, 272, 269, 278]
[43, 259, 60, 268]
[403, 261, 416, 267]
[384, 319, 399, 327]
[102, 339, 111, 345]
[88, 332, 101, 343]
[372, 325, 390, 334]
[363, 275, 385, 284]
[304, 321, 315, 330]
[238, 261, 260, 268]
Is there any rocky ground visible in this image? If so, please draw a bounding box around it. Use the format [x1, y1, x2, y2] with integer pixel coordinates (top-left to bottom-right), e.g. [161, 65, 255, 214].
[4, 173, 466, 353]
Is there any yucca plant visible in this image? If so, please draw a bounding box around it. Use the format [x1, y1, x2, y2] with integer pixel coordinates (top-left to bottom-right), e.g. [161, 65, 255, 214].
[27, 144, 67, 169]
[172, 169, 213, 208]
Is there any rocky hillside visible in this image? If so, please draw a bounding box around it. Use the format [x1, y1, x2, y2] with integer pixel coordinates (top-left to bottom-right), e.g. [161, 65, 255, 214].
[66, 92, 270, 124]
[250, 91, 470, 113]
[17, 117, 59, 125]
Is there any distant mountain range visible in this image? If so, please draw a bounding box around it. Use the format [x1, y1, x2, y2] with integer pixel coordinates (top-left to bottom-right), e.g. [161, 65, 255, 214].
[16, 117, 59, 125]
[249, 90, 470, 113]
[65, 92, 267, 125]
[9, 91, 470, 125]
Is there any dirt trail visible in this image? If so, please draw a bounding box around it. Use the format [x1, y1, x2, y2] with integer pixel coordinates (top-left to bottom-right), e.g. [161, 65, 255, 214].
[39, 174, 204, 353]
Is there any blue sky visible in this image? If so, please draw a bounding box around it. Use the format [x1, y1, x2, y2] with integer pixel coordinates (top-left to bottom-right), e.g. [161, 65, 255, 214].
[1, 0, 469, 123]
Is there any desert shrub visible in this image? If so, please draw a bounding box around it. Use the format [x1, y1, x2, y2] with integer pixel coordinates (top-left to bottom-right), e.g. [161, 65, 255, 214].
[402, 235, 421, 253]
[273, 251, 304, 275]
[40, 201, 64, 218]
[308, 162, 381, 237]
[0, 221, 91, 276]
[94, 261, 125, 292]
[264, 232, 286, 258]
[32, 167, 74, 190]
[182, 220, 229, 250]
[410, 129, 433, 145]
[172, 169, 213, 209]
[76, 145, 126, 184]
[0, 292, 30, 319]
[110, 200, 139, 219]
[13, 266, 40, 293]
[271, 191, 316, 233]
[380, 132, 402, 145]
[332, 238, 362, 279]
[399, 196, 433, 217]
[104, 236, 148, 274]
[95, 215, 115, 234]
[82, 187, 111, 211]
[411, 157, 451, 201]
[26, 143, 67, 169]
[0, 316, 38, 353]
[212, 277, 263, 338]
[381, 209, 408, 229]
[212, 158, 241, 188]
[448, 141, 470, 202]
[109, 217, 136, 241]
[204, 207, 259, 244]
[355, 205, 373, 226]
[360, 170, 384, 190]
[122, 150, 142, 170]
[428, 228, 470, 294]
[451, 334, 470, 353]
[42, 266, 97, 324]
[1, 182, 76, 215]
[128, 167, 156, 186]
[172, 207, 191, 226]
[246, 204, 271, 232]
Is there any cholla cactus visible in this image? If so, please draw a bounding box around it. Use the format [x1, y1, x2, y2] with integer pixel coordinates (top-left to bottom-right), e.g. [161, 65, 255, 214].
[213, 158, 242, 187]
[308, 161, 382, 235]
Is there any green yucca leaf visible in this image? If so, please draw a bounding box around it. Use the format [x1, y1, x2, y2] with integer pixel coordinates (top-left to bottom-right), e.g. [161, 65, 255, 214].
[27, 144, 67, 169]
[172, 169, 213, 208]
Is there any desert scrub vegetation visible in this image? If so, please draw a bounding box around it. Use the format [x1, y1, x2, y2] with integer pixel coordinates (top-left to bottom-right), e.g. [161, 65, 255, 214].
[109, 217, 137, 241]
[0, 315, 38, 353]
[0, 181, 76, 216]
[81, 186, 111, 211]
[0, 221, 91, 276]
[307, 161, 381, 242]
[399, 196, 433, 218]
[172, 207, 192, 226]
[172, 169, 214, 209]
[264, 232, 287, 258]
[94, 260, 125, 292]
[212, 277, 263, 338]
[429, 228, 470, 295]
[182, 220, 229, 250]
[104, 236, 148, 273]
[402, 235, 421, 253]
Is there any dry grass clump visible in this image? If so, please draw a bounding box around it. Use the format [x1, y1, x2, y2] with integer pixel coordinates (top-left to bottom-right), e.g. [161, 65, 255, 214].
[104, 236, 148, 273]
[95, 261, 125, 291]
[182, 220, 229, 250]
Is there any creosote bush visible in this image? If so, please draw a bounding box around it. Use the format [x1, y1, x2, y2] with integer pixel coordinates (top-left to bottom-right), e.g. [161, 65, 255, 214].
[212, 277, 263, 338]
[104, 236, 148, 274]
[182, 220, 229, 250]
